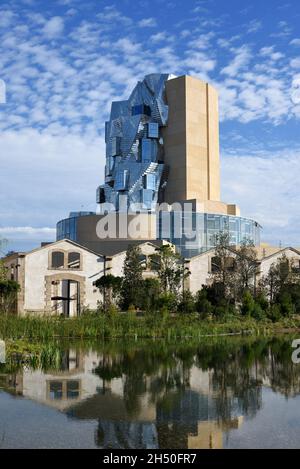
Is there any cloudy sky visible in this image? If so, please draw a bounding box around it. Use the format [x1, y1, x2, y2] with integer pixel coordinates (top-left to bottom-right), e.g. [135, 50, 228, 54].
[0, 0, 300, 254]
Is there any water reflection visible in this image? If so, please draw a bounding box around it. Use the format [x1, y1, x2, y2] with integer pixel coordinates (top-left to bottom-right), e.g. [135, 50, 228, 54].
[0, 337, 300, 448]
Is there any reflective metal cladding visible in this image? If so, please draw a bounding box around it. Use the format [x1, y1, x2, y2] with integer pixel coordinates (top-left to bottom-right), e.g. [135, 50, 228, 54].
[96, 73, 172, 212]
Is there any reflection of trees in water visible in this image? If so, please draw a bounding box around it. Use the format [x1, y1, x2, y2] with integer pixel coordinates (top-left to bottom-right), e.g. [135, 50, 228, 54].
[94, 348, 187, 418]
[92, 337, 300, 448]
[265, 338, 300, 397]
[3, 337, 300, 448]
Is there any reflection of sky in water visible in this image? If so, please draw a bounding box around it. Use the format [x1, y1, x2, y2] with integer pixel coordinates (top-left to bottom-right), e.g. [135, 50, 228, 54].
[0, 338, 299, 449]
[0, 392, 97, 449]
[224, 389, 300, 449]
[0, 387, 299, 449]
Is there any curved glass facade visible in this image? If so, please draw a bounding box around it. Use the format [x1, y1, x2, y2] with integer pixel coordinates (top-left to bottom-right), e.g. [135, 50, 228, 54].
[57, 212, 261, 258]
[56, 212, 95, 242]
[157, 212, 260, 258]
[56, 217, 78, 242]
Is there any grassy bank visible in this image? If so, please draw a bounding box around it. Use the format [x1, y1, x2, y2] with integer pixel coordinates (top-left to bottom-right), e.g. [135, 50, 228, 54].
[1, 313, 300, 340]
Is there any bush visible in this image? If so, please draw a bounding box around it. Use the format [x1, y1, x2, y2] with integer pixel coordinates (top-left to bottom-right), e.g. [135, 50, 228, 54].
[157, 292, 177, 313]
[277, 291, 294, 317]
[178, 291, 195, 314]
[195, 289, 213, 318]
[267, 304, 281, 322]
[251, 303, 266, 321]
[255, 292, 269, 311]
[139, 278, 161, 313]
[241, 291, 255, 316]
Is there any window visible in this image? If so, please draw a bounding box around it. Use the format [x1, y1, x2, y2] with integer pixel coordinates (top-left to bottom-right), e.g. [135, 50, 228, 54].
[68, 252, 80, 269]
[96, 187, 106, 204]
[139, 254, 147, 269]
[48, 380, 80, 400]
[141, 139, 156, 163]
[225, 257, 236, 271]
[51, 251, 64, 269]
[211, 256, 221, 273]
[67, 380, 80, 399]
[147, 122, 159, 138]
[211, 256, 235, 272]
[229, 217, 238, 232]
[105, 121, 109, 142]
[111, 136, 121, 156]
[49, 381, 63, 400]
[131, 104, 151, 116]
[143, 173, 156, 190]
[291, 259, 300, 274]
[150, 254, 160, 270]
[114, 170, 129, 191]
[141, 189, 153, 209]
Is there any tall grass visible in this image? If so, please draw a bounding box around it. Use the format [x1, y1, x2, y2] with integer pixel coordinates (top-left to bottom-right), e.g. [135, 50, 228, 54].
[0, 312, 299, 340]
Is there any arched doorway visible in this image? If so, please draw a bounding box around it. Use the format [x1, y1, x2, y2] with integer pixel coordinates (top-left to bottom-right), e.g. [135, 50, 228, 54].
[45, 274, 85, 316]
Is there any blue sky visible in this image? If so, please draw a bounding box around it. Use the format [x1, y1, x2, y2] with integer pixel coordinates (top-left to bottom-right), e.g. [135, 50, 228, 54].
[0, 0, 300, 254]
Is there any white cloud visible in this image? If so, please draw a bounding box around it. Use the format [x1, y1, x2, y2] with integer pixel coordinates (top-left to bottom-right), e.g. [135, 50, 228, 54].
[259, 46, 284, 61]
[42, 16, 64, 38]
[290, 57, 300, 69]
[138, 17, 157, 28]
[221, 46, 252, 76]
[222, 148, 300, 246]
[271, 20, 292, 38]
[290, 38, 300, 46]
[0, 129, 104, 229]
[247, 19, 262, 33]
[188, 32, 215, 50]
[150, 31, 173, 43]
[0, 227, 56, 238]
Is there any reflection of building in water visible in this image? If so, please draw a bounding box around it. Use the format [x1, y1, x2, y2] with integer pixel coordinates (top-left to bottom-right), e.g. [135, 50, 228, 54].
[16, 350, 103, 412]
[155, 389, 244, 449]
[0, 350, 252, 449]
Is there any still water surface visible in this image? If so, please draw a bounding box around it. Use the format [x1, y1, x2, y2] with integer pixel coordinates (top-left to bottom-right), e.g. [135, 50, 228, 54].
[0, 336, 300, 449]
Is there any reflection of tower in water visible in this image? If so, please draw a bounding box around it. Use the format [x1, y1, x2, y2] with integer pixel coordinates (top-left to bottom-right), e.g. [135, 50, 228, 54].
[94, 388, 247, 449]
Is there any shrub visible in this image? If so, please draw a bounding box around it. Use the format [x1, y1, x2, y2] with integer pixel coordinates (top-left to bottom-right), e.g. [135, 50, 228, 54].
[241, 291, 255, 316]
[157, 292, 177, 313]
[267, 304, 281, 322]
[278, 291, 295, 317]
[251, 303, 266, 321]
[177, 291, 195, 314]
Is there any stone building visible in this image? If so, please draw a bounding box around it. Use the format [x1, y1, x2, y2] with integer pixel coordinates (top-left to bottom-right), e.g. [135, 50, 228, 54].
[2, 239, 166, 315]
[185, 245, 300, 294]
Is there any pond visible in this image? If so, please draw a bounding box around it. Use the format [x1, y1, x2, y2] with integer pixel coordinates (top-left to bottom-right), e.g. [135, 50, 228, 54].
[0, 336, 300, 449]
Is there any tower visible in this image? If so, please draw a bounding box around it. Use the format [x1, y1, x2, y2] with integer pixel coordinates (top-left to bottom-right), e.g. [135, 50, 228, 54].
[162, 75, 220, 204]
[57, 73, 260, 256]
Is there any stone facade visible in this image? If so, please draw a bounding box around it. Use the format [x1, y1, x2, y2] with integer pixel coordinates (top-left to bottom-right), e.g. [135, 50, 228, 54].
[2, 239, 166, 315]
[2, 240, 104, 315]
[3, 240, 300, 315]
[186, 245, 300, 294]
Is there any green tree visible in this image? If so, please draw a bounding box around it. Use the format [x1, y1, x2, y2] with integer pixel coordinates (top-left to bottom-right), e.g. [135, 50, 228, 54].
[0, 237, 8, 282]
[121, 245, 144, 310]
[150, 245, 189, 294]
[277, 291, 294, 317]
[0, 280, 20, 314]
[95, 274, 122, 312]
[241, 290, 255, 316]
[0, 261, 7, 282]
[195, 288, 213, 318]
[210, 231, 236, 302]
[140, 278, 161, 313]
[177, 290, 195, 315]
[260, 255, 293, 304]
[234, 239, 258, 299]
